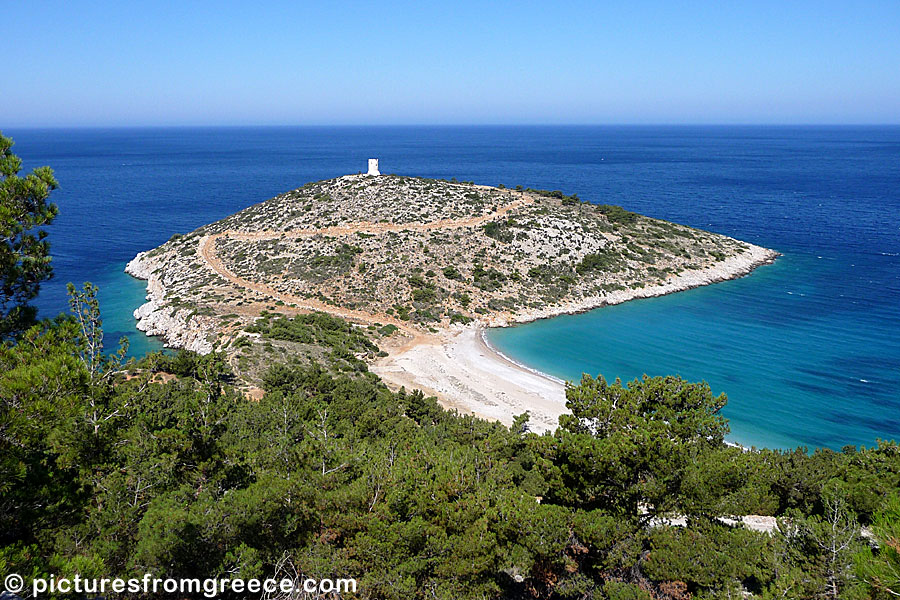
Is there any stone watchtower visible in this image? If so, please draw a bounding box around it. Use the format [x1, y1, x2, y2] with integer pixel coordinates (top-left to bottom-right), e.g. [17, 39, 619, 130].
[367, 158, 380, 176]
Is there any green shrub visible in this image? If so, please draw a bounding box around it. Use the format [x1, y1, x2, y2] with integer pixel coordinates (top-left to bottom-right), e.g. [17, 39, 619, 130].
[482, 220, 514, 243]
[378, 324, 399, 336]
[576, 250, 624, 274]
[412, 288, 437, 303]
[408, 274, 428, 288]
[596, 204, 638, 225]
[449, 313, 473, 325]
[526, 187, 581, 205]
[246, 312, 377, 354]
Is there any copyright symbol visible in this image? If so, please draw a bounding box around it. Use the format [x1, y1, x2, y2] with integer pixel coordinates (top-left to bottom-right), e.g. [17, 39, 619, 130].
[4, 573, 24, 593]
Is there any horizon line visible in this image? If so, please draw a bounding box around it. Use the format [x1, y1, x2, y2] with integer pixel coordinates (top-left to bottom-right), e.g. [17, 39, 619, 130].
[5, 122, 900, 130]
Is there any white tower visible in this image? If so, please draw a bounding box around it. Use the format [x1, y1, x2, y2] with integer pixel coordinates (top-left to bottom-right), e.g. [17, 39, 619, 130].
[367, 158, 380, 176]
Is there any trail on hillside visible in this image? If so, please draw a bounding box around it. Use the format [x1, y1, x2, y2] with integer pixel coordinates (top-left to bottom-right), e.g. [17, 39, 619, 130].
[197, 194, 532, 341]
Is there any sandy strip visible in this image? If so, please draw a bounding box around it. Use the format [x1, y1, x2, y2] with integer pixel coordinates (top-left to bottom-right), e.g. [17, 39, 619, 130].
[131, 202, 777, 433]
[371, 326, 568, 433]
[370, 245, 778, 434]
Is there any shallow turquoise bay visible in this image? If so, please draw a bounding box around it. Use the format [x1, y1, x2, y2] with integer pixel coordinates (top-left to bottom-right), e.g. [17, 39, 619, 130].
[12, 125, 899, 450]
[487, 251, 900, 450]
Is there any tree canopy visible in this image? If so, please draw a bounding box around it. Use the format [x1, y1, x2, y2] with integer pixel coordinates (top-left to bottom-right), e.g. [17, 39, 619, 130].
[2, 137, 899, 599]
[553, 374, 729, 518]
[0, 132, 59, 337]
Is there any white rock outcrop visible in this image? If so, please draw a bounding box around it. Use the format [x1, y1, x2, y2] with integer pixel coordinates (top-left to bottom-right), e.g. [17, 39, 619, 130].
[126, 252, 216, 354]
[485, 243, 778, 327]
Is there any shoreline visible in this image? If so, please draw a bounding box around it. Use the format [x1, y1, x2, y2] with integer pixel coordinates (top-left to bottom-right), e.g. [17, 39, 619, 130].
[376, 325, 757, 446]
[371, 243, 778, 434]
[126, 228, 778, 435]
[125, 252, 220, 354]
[478, 327, 567, 386]
[481, 242, 778, 327]
[371, 325, 569, 433]
[126, 240, 778, 355]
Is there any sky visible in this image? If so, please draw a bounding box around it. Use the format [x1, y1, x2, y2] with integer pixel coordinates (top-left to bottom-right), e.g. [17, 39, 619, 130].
[3, 0, 899, 126]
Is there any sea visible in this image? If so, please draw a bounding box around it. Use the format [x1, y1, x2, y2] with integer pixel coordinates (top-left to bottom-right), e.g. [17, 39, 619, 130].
[7, 126, 899, 450]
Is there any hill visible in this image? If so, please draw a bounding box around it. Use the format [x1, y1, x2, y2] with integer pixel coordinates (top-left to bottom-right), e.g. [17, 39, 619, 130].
[126, 173, 776, 413]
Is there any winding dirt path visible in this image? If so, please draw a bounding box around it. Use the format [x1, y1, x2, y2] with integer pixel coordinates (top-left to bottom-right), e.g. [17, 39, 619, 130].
[196, 194, 533, 342]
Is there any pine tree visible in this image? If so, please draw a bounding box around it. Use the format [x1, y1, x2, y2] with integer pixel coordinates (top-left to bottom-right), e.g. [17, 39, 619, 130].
[0, 132, 58, 337]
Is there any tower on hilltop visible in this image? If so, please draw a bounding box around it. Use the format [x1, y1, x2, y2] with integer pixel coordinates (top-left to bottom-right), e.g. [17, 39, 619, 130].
[367, 158, 380, 176]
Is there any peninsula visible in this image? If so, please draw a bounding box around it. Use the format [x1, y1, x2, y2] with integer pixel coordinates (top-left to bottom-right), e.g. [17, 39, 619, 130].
[126, 171, 777, 429]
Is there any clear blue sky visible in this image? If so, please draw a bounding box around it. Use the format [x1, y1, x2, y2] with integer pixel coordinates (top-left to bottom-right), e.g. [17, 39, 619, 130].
[4, 0, 899, 126]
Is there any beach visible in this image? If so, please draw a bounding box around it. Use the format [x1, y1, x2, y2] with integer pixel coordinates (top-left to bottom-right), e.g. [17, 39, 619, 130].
[86, 124, 899, 449]
[128, 237, 776, 435]
[371, 326, 568, 433]
[371, 242, 778, 433]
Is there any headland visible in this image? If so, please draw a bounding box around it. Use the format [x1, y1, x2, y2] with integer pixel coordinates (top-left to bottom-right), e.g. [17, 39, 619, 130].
[126, 172, 777, 428]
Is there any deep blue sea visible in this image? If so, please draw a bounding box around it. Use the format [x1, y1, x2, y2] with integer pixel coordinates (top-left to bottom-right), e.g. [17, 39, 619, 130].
[7, 126, 899, 450]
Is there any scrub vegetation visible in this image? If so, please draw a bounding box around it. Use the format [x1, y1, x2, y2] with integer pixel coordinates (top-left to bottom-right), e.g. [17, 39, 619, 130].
[145, 173, 752, 336]
[3, 133, 897, 600]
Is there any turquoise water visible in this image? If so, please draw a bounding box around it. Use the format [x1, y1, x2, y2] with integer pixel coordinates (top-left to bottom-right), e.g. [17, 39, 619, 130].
[89, 262, 167, 358]
[487, 251, 899, 450]
[10, 126, 899, 450]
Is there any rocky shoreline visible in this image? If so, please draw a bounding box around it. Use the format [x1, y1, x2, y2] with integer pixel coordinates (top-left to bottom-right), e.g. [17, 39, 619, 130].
[125, 251, 218, 354]
[126, 240, 777, 357]
[123, 174, 781, 362]
[371, 243, 777, 429]
[487, 242, 779, 327]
